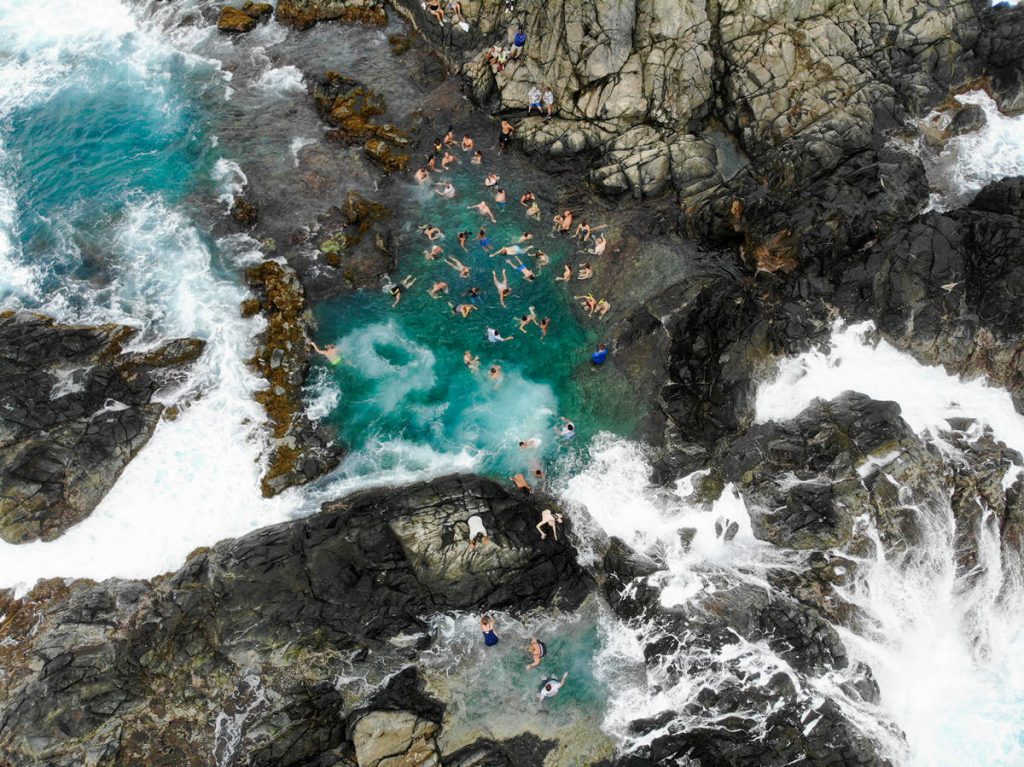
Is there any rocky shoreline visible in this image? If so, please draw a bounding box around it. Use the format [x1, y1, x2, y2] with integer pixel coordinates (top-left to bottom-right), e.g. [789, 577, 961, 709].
[2, 0, 1024, 765]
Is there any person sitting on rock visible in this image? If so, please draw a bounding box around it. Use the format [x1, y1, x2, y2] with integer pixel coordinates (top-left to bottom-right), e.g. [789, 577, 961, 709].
[511, 472, 532, 494]
[526, 637, 547, 669]
[467, 514, 490, 548]
[538, 672, 568, 700]
[537, 508, 563, 540]
[426, 0, 445, 24]
[481, 614, 499, 646]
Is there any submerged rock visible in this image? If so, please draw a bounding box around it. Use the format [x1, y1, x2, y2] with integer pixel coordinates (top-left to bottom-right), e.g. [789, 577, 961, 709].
[276, 0, 387, 30]
[0, 476, 592, 766]
[0, 312, 204, 543]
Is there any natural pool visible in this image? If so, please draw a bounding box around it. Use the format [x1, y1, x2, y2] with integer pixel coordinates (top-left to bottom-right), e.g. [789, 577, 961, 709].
[310, 155, 638, 483]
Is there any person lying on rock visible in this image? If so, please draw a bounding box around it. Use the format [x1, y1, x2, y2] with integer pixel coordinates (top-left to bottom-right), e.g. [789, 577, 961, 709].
[538, 672, 568, 700]
[511, 472, 532, 494]
[481, 614, 499, 646]
[526, 637, 547, 669]
[467, 514, 491, 549]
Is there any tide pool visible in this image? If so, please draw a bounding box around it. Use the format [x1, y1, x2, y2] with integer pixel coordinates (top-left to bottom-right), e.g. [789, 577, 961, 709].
[312, 158, 637, 481]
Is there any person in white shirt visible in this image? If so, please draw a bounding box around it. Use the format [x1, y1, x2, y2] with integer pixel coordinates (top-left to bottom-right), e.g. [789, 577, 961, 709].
[538, 672, 568, 700]
[467, 515, 490, 548]
[528, 86, 542, 114]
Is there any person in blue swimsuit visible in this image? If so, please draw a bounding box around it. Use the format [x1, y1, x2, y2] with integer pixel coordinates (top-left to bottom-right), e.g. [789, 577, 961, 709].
[481, 614, 499, 646]
[591, 343, 608, 365]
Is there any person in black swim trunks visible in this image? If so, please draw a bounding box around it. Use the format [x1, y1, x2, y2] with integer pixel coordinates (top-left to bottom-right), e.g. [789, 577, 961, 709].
[499, 118, 515, 152]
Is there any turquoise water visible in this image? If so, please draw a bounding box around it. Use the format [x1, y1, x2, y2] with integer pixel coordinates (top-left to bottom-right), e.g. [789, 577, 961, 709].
[312, 160, 634, 480]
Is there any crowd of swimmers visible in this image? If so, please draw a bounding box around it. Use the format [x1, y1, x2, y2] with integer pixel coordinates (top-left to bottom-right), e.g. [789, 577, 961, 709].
[471, 510, 571, 701]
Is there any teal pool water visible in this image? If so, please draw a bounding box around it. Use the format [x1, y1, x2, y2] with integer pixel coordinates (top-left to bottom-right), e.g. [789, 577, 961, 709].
[312, 158, 635, 480]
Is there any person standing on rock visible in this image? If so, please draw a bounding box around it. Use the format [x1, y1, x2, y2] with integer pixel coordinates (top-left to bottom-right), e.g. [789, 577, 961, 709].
[511, 26, 527, 59]
[538, 672, 568, 700]
[528, 86, 542, 114]
[481, 614, 500, 646]
[542, 87, 555, 119]
[467, 514, 490, 548]
[499, 119, 515, 152]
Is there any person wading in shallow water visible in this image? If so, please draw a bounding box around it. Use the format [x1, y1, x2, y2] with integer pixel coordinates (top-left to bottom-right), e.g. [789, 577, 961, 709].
[538, 672, 568, 699]
[526, 637, 547, 669]
[481, 614, 499, 646]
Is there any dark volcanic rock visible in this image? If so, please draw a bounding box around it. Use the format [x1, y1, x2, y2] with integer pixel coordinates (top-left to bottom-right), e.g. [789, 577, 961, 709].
[0, 312, 204, 543]
[276, 0, 387, 30]
[0, 476, 592, 766]
[945, 103, 986, 136]
[975, 1, 1024, 113]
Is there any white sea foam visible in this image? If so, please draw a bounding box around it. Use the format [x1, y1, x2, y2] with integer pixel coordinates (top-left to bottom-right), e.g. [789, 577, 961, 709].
[0, 200, 303, 592]
[289, 136, 317, 166]
[756, 320, 1024, 457]
[212, 158, 249, 208]
[255, 64, 306, 94]
[923, 90, 1024, 210]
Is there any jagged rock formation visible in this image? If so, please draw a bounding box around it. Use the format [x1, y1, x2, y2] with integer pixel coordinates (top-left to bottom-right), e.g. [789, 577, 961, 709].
[244, 260, 344, 496]
[217, 2, 273, 32]
[0, 476, 590, 766]
[0, 312, 204, 544]
[276, 0, 387, 29]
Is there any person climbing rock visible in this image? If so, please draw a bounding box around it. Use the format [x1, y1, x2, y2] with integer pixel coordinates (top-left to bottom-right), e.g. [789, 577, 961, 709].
[467, 514, 490, 548]
[511, 26, 527, 58]
[536, 508, 563, 540]
[538, 672, 568, 700]
[481, 614, 499, 646]
[526, 637, 547, 669]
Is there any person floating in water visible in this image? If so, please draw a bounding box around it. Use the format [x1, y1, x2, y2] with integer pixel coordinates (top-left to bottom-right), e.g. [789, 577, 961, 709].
[519, 437, 541, 449]
[489, 364, 503, 384]
[428, 281, 449, 298]
[526, 637, 546, 669]
[538, 672, 568, 700]
[436, 180, 456, 198]
[477, 228, 493, 252]
[467, 514, 491, 549]
[481, 614, 499, 646]
[463, 350, 481, 372]
[469, 200, 496, 222]
[461, 134, 474, 152]
[444, 255, 471, 278]
[492, 269, 512, 306]
[591, 342, 609, 365]
[554, 416, 576, 440]
[450, 302, 477, 318]
[310, 341, 342, 365]
[537, 508, 563, 540]
[389, 275, 416, 307]
[486, 326, 513, 343]
[420, 224, 444, 240]
[506, 254, 536, 281]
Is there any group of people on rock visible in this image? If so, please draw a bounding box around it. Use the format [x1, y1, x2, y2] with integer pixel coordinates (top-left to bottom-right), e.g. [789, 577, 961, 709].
[486, 25, 528, 72]
[471, 509, 570, 701]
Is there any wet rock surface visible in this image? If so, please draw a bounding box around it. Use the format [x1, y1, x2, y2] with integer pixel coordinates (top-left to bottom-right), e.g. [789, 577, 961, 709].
[0, 476, 590, 766]
[0, 312, 204, 544]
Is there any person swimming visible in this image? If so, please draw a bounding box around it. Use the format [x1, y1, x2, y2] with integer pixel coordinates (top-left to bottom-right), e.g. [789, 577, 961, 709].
[421, 224, 444, 240]
[468, 201, 496, 222]
[310, 341, 342, 365]
[538, 317, 550, 339]
[526, 637, 547, 669]
[461, 134, 474, 151]
[424, 244, 444, 260]
[486, 327, 513, 343]
[538, 672, 568, 700]
[464, 349, 481, 372]
[444, 256, 471, 278]
[472, 150, 484, 164]
[458, 230, 469, 250]
[492, 269, 512, 306]
[519, 437, 541, 448]
[484, 172, 500, 187]
[494, 187, 507, 209]
[591, 342, 609, 365]
[436, 181, 456, 198]
[428, 281, 449, 298]
[554, 416, 576, 440]
[506, 255, 536, 281]
[388, 275, 416, 307]
[414, 167, 430, 183]
[477, 228, 493, 252]
[481, 614, 499, 646]
[450, 302, 477, 318]
[489, 364, 503, 384]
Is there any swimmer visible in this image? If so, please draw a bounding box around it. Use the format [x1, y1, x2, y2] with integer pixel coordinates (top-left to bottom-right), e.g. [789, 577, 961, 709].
[465, 286, 483, 304]
[558, 209, 573, 233]
[495, 243, 533, 258]
[538, 317, 550, 338]
[486, 326, 513, 342]
[481, 614, 499, 646]
[520, 191, 536, 206]
[526, 637, 547, 669]
[444, 256, 471, 278]
[555, 264, 573, 282]
[388, 275, 417, 307]
[428, 281, 449, 298]
[574, 221, 603, 241]
[310, 341, 342, 365]
[518, 231, 534, 243]
[531, 250, 550, 268]
[468, 200, 497, 223]
[499, 119, 515, 152]
[536, 508, 564, 540]
[441, 150, 458, 170]
[484, 172, 500, 187]
[444, 126, 456, 146]
[492, 269, 512, 306]
[595, 298, 611, 318]
[511, 472, 532, 494]
[463, 350, 481, 372]
[414, 167, 430, 183]
[577, 262, 594, 280]
[489, 364, 503, 383]
[554, 416, 576, 440]
[526, 200, 541, 219]
[506, 254, 536, 281]
[472, 150, 484, 164]
[420, 224, 444, 240]
[433, 136, 443, 154]
[450, 302, 477, 318]
[590, 233, 607, 255]
[436, 181, 456, 198]
[494, 187, 507, 209]
[517, 307, 538, 333]
[477, 228, 493, 252]
[426, 154, 438, 172]
[519, 437, 541, 449]
[532, 466, 546, 486]
[467, 513, 489, 548]
[458, 230, 470, 250]
[424, 244, 444, 260]
[538, 673, 569, 700]
[461, 134, 474, 151]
